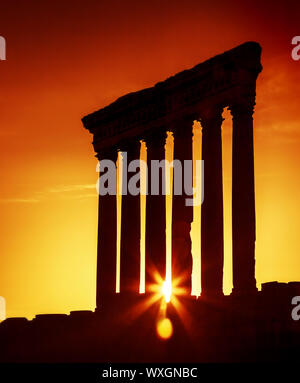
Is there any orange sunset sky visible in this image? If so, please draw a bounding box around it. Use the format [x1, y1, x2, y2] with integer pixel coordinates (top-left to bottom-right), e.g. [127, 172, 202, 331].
[0, 0, 300, 319]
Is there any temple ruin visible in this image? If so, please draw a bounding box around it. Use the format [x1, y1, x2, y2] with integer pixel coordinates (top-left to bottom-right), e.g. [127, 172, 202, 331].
[82, 41, 262, 310]
[2, 42, 299, 364]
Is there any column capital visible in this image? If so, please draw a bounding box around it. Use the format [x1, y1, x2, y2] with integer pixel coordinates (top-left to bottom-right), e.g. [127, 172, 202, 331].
[96, 147, 118, 162]
[169, 115, 195, 138]
[229, 94, 256, 117]
[143, 127, 167, 145]
[117, 138, 141, 154]
[199, 105, 224, 132]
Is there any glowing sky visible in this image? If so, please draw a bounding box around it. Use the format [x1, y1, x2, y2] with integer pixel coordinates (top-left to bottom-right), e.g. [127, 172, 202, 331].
[0, 0, 299, 319]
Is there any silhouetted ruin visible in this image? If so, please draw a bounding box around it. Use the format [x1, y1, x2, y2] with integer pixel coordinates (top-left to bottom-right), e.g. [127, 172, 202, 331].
[1, 42, 299, 363]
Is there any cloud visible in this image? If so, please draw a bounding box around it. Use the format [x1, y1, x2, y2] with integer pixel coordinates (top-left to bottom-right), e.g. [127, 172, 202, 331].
[0, 198, 40, 204]
[65, 193, 98, 200]
[47, 184, 96, 193]
[0, 183, 98, 204]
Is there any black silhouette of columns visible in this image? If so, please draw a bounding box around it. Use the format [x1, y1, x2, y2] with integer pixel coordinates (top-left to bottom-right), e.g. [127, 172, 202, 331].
[96, 149, 118, 311]
[120, 140, 141, 295]
[200, 106, 224, 298]
[145, 129, 167, 291]
[230, 97, 257, 295]
[171, 117, 194, 294]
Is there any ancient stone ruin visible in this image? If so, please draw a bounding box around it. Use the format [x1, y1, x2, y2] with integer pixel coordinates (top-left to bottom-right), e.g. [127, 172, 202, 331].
[1, 42, 299, 363]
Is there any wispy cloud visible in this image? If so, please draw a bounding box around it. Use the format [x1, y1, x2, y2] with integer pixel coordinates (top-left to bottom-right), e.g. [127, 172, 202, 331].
[0, 198, 40, 204]
[47, 184, 96, 193]
[0, 183, 98, 204]
[65, 193, 98, 200]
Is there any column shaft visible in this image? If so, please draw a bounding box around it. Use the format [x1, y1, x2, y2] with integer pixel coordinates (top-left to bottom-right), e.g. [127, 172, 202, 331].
[230, 99, 257, 295]
[145, 129, 167, 290]
[96, 150, 118, 311]
[200, 107, 224, 297]
[171, 119, 194, 294]
[120, 141, 141, 295]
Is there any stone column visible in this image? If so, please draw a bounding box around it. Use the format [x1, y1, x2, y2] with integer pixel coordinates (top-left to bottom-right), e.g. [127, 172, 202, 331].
[230, 96, 257, 295]
[120, 140, 141, 295]
[96, 149, 118, 311]
[171, 117, 194, 295]
[200, 106, 224, 298]
[145, 129, 167, 290]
